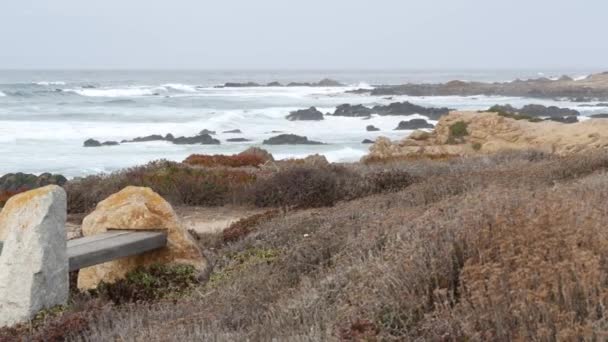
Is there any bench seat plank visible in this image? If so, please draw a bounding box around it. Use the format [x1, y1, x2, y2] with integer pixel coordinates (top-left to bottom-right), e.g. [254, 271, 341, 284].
[67, 230, 167, 271]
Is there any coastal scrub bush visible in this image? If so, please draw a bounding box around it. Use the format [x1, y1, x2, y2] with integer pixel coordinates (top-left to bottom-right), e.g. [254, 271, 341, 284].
[249, 167, 338, 208]
[183, 154, 267, 168]
[65, 160, 256, 213]
[92, 263, 199, 304]
[449, 121, 468, 138]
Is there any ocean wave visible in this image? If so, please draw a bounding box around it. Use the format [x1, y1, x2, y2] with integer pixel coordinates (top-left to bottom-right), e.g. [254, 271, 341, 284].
[0, 91, 5, 97]
[161, 83, 198, 93]
[34, 81, 67, 86]
[66, 87, 162, 97]
[574, 74, 589, 81]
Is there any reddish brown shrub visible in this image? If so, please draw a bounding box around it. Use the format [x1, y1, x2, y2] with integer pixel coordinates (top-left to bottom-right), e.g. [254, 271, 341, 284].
[183, 154, 267, 168]
[222, 210, 279, 243]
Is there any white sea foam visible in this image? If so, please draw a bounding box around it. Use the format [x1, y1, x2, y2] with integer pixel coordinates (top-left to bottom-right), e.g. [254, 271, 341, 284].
[35, 81, 67, 86]
[574, 74, 589, 81]
[66, 86, 161, 97]
[0, 91, 5, 97]
[162, 83, 198, 92]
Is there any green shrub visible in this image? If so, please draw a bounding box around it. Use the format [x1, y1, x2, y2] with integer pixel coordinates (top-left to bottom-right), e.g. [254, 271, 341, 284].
[472, 142, 482, 151]
[92, 263, 199, 304]
[449, 121, 469, 138]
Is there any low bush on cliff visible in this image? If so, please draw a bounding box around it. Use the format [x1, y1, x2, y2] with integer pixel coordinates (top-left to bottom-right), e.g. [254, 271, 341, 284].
[92, 264, 199, 304]
[183, 154, 267, 168]
[65, 160, 256, 213]
[249, 167, 339, 208]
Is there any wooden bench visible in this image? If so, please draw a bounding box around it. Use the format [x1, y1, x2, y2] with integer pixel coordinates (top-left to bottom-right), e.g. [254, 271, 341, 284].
[0, 230, 167, 271]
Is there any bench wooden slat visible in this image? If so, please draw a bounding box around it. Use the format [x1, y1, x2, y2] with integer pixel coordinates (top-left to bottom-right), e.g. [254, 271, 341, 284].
[67, 230, 167, 271]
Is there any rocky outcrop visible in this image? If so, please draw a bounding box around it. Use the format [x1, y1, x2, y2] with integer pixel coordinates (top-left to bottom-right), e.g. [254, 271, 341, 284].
[362, 139, 375, 144]
[0, 172, 67, 194]
[123, 134, 165, 143]
[333, 104, 374, 117]
[364, 111, 608, 162]
[0, 186, 68, 327]
[226, 138, 251, 142]
[394, 119, 434, 130]
[545, 116, 579, 124]
[372, 102, 450, 120]
[121, 133, 220, 145]
[263, 134, 323, 145]
[173, 133, 220, 145]
[286, 107, 324, 121]
[84, 139, 120, 147]
[199, 129, 216, 135]
[489, 104, 580, 118]
[366, 125, 380, 132]
[351, 72, 608, 100]
[77, 186, 207, 290]
[591, 113, 608, 118]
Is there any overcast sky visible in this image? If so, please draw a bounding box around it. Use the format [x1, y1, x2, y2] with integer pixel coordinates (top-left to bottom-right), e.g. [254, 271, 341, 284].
[1, 0, 606, 70]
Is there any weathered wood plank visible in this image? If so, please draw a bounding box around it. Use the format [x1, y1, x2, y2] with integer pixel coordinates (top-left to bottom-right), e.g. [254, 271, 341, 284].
[67, 230, 167, 271]
[0, 240, 3, 255]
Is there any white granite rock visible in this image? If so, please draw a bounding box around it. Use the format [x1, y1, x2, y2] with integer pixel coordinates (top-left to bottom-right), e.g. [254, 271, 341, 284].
[0, 185, 68, 327]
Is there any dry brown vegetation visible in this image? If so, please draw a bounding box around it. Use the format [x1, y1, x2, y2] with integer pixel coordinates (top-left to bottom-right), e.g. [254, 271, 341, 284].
[7, 150, 608, 341]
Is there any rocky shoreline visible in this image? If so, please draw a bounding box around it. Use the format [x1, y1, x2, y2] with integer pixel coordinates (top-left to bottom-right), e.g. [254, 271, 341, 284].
[349, 72, 608, 101]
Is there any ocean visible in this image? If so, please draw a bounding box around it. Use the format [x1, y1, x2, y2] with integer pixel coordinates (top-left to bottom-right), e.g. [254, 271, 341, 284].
[0, 69, 605, 178]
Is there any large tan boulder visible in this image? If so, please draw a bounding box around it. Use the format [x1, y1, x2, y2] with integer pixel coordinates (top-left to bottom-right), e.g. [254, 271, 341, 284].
[77, 186, 206, 290]
[0, 185, 68, 327]
[364, 111, 608, 161]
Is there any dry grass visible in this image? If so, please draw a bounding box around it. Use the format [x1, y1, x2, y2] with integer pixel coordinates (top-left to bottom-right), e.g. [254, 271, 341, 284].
[9, 150, 608, 341]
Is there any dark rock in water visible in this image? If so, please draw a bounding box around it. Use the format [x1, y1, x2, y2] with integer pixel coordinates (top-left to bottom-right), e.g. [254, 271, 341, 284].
[394, 119, 434, 130]
[316, 78, 344, 87]
[226, 138, 251, 142]
[266, 81, 282, 87]
[199, 129, 216, 135]
[373, 101, 450, 120]
[489, 104, 579, 117]
[83, 139, 102, 147]
[287, 82, 312, 87]
[0, 172, 67, 193]
[165, 133, 175, 141]
[223, 82, 261, 87]
[333, 104, 373, 117]
[173, 133, 220, 145]
[263, 134, 323, 145]
[366, 125, 380, 132]
[520, 104, 579, 117]
[82, 85, 96, 89]
[362, 139, 375, 144]
[545, 116, 579, 124]
[101, 141, 119, 146]
[128, 134, 166, 143]
[223, 129, 243, 134]
[591, 113, 608, 118]
[84, 138, 120, 147]
[286, 107, 324, 121]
